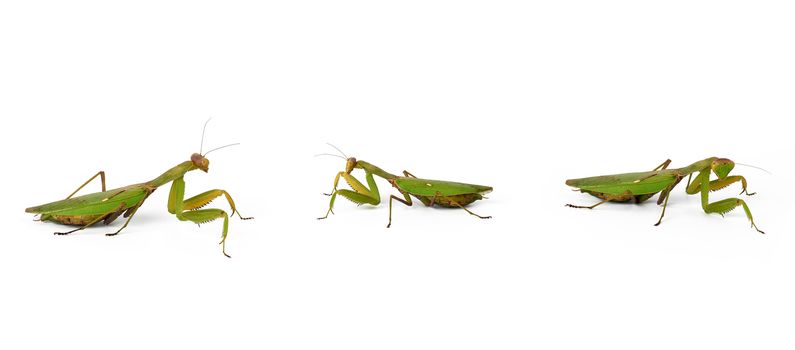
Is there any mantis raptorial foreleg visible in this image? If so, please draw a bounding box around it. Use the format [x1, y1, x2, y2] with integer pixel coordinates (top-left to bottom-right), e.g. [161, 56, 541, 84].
[687, 170, 764, 233]
[168, 177, 249, 257]
[318, 170, 380, 219]
[686, 173, 755, 196]
[66, 171, 106, 199]
[183, 189, 252, 220]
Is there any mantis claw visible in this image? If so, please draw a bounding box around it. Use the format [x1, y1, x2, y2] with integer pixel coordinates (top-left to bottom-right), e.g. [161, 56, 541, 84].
[565, 204, 594, 209]
[317, 210, 333, 220]
[219, 239, 232, 258]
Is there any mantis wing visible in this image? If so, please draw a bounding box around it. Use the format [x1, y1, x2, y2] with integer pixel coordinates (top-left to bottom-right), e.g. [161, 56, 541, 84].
[565, 171, 679, 196]
[26, 185, 150, 216]
[394, 178, 493, 197]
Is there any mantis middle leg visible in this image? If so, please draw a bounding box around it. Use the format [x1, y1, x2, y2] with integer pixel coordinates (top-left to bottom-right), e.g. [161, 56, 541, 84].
[654, 176, 683, 226]
[686, 170, 764, 233]
[651, 159, 672, 172]
[387, 191, 412, 228]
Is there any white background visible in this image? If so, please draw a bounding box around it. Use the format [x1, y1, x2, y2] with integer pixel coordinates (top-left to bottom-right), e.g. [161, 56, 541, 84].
[1, 1, 793, 349]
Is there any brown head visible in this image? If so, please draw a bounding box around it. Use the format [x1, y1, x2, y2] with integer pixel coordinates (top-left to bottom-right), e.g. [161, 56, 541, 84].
[191, 153, 210, 172]
[711, 158, 735, 179]
[345, 157, 357, 174]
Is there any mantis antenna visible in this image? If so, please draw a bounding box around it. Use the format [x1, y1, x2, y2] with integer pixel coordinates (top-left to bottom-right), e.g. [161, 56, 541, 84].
[326, 143, 348, 159]
[736, 162, 772, 175]
[204, 143, 240, 156]
[200, 118, 213, 154]
[314, 153, 347, 160]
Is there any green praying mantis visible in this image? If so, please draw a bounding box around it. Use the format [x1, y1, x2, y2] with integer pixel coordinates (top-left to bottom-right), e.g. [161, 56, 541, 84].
[565, 157, 764, 233]
[25, 121, 252, 257]
[316, 145, 493, 227]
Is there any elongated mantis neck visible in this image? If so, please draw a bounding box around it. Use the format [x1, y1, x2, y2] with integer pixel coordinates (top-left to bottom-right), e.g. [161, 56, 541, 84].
[677, 157, 717, 175]
[146, 161, 198, 187]
[357, 160, 399, 180]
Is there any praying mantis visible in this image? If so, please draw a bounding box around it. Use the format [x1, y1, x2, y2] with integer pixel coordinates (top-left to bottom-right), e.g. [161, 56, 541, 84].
[25, 121, 252, 257]
[316, 145, 493, 227]
[565, 157, 764, 233]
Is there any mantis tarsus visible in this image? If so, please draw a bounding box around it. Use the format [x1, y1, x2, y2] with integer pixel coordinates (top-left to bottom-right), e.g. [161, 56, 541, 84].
[25, 121, 252, 257]
[565, 157, 764, 233]
[316, 145, 493, 227]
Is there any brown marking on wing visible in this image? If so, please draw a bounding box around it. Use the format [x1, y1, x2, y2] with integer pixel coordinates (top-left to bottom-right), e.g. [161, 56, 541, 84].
[50, 214, 104, 226]
[586, 191, 635, 202]
[418, 193, 484, 208]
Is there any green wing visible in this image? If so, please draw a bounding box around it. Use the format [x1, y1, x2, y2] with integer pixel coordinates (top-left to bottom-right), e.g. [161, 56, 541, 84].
[394, 178, 492, 196]
[26, 185, 150, 216]
[565, 171, 678, 196]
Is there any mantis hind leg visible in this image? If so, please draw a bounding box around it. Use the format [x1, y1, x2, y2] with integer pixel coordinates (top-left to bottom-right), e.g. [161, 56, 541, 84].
[566, 191, 633, 209]
[566, 199, 611, 209]
[66, 171, 106, 199]
[318, 171, 380, 220]
[446, 195, 492, 220]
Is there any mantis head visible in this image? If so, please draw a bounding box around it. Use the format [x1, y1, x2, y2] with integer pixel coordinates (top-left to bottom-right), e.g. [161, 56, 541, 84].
[191, 153, 210, 172]
[345, 157, 358, 174]
[711, 158, 735, 179]
[195, 119, 240, 173]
